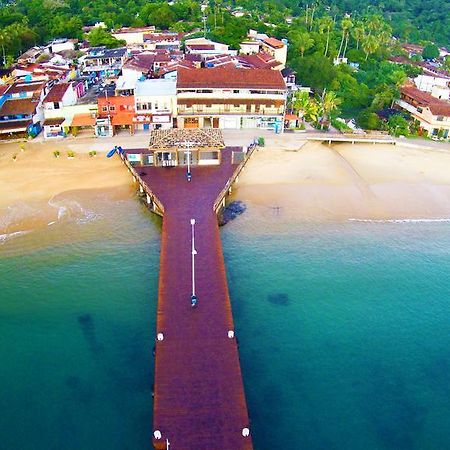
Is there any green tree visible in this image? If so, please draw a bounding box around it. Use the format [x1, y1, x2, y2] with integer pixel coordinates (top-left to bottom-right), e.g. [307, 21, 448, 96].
[318, 15, 333, 57]
[86, 28, 124, 48]
[387, 114, 410, 136]
[291, 31, 314, 57]
[318, 90, 342, 128]
[362, 34, 379, 61]
[422, 44, 439, 60]
[337, 17, 352, 59]
[357, 111, 382, 130]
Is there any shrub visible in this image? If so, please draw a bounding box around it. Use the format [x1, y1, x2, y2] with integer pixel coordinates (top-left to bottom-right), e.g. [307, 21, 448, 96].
[53, 150, 60, 158]
[89, 150, 97, 157]
[67, 150, 75, 158]
[257, 137, 265, 146]
[71, 126, 79, 137]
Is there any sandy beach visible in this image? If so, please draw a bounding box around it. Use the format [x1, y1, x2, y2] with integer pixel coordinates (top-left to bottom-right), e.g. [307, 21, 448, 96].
[2, 133, 450, 239]
[234, 140, 450, 221]
[0, 139, 132, 238]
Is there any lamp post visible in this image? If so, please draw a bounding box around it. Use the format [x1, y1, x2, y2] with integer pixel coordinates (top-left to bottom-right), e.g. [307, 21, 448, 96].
[185, 141, 193, 181]
[190, 218, 197, 307]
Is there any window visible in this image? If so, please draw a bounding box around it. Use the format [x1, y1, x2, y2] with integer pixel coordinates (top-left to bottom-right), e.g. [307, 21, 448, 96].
[224, 104, 230, 112]
[437, 116, 444, 121]
[233, 90, 240, 94]
[142, 103, 148, 110]
[417, 107, 423, 113]
[109, 106, 116, 112]
[54, 102, 60, 109]
[102, 106, 108, 112]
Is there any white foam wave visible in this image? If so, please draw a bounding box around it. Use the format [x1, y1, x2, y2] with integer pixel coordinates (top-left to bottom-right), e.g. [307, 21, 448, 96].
[48, 196, 100, 225]
[0, 230, 31, 244]
[348, 218, 450, 224]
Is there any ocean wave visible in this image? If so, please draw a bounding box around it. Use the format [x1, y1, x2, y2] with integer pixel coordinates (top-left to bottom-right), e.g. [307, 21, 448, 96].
[348, 218, 450, 223]
[48, 196, 100, 225]
[0, 230, 31, 244]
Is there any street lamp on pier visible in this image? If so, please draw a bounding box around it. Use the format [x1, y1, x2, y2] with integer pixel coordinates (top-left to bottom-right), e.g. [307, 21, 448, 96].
[190, 218, 197, 307]
[185, 141, 193, 181]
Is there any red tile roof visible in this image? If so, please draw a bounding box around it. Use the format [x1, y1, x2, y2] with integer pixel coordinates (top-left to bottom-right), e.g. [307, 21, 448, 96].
[0, 98, 38, 115]
[7, 81, 46, 95]
[44, 83, 70, 103]
[177, 67, 286, 90]
[263, 37, 285, 49]
[187, 44, 215, 50]
[43, 117, 65, 126]
[401, 85, 450, 116]
[123, 54, 155, 72]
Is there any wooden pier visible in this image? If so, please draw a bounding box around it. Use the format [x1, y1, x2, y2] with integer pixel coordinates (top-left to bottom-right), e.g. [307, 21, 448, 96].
[306, 132, 396, 145]
[121, 144, 254, 450]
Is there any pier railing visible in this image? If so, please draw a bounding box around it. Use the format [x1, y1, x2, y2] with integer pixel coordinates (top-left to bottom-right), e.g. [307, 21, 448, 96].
[213, 143, 257, 214]
[120, 152, 165, 215]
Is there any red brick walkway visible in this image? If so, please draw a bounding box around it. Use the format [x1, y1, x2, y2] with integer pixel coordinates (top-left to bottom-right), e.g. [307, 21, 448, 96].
[129, 148, 252, 449]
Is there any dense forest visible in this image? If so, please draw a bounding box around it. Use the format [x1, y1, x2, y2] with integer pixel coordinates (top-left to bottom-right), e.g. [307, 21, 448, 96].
[0, 0, 447, 62]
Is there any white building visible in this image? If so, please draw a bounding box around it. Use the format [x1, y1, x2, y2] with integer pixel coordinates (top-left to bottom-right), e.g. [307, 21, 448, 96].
[42, 82, 78, 138]
[48, 39, 77, 54]
[112, 27, 156, 45]
[134, 79, 177, 131]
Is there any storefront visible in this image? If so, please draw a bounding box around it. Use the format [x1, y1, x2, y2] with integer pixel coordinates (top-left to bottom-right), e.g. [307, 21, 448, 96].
[43, 117, 66, 139]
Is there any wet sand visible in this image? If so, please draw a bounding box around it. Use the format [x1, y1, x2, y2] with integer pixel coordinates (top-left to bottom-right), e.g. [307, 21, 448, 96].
[0, 140, 132, 238]
[234, 142, 450, 221]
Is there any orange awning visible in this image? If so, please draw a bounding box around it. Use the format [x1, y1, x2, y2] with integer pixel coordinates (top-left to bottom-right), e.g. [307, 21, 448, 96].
[111, 112, 135, 126]
[71, 113, 96, 127]
[285, 114, 298, 121]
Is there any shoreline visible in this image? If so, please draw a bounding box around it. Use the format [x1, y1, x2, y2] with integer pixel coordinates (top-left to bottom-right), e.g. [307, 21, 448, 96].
[2, 135, 450, 239]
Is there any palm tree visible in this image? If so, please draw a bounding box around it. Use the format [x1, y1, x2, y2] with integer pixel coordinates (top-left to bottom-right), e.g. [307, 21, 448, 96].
[362, 34, 379, 60]
[292, 91, 311, 122]
[0, 30, 10, 67]
[295, 31, 314, 57]
[337, 17, 353, 59]
[319, 16, 334, 57]
[351, 24, 365, 50]
[318, 90, 341, 129]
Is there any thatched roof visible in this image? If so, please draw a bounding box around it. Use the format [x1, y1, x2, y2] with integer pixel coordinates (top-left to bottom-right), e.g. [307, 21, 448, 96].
[148, 129, 225, 151]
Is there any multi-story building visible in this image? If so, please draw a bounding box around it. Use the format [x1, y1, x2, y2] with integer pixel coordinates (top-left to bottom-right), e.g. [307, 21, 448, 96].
[143, 33, 183, 51]
[240, 32, 288, 68]
[259, 37, 287, 68]
[133, 79, 177, 131]
[80, 47, 128, 78]
[176, 67, 286, 131]
[42, 82, 78, 138]
[97, 92, 135, 136]
[0, 80, 46, 137]
[397, 85, 450, 139]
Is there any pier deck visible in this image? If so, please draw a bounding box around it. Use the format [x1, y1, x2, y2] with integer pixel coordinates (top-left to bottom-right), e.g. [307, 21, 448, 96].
[124, 147, 252, 449]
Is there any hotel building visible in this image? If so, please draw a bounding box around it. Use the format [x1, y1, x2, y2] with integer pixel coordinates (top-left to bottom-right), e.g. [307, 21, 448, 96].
[176, 67, 286, 131]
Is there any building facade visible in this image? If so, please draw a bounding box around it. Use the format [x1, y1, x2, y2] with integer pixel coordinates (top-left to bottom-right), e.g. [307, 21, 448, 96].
[397, 85, 450, 138]
[134, 79, 177, 131]
[176, 68, 286, 131]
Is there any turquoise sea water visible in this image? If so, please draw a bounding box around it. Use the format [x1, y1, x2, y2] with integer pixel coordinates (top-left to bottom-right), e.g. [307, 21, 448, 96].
[2, 194, 450, 450]
[0, 195, 161, 450]
[223, 214, 450, 450]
